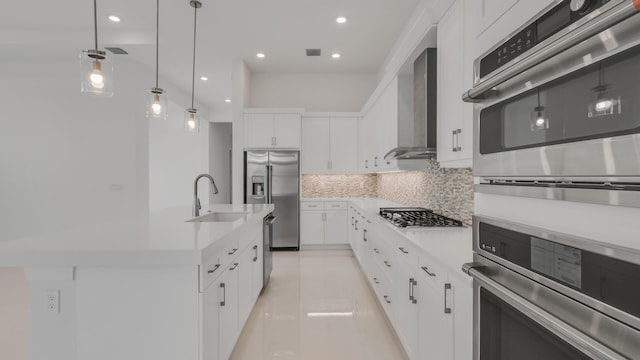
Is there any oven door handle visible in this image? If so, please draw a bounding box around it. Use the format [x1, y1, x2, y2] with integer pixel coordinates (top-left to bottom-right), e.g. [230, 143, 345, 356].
[462, 0, 639, 103]
[463, 262, 627, 360]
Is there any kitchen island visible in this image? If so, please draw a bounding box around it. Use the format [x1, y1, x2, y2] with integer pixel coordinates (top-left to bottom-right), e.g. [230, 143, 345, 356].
[0, 203, 274, 360]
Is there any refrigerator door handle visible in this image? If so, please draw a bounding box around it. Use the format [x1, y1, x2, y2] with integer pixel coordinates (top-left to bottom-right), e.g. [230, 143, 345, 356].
[266, 165, 273, 204]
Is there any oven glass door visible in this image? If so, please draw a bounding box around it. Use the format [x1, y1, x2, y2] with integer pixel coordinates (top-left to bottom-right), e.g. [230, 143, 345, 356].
[479, 43, 640, 155]
[479, 287, 591, 360]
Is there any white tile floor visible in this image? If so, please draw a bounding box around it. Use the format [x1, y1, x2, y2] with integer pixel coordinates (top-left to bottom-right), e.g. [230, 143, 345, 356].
[230, 250, 407, 360]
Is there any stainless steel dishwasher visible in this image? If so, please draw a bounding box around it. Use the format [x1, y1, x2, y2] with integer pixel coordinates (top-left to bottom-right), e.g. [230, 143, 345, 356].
[263, 213, 276, 289]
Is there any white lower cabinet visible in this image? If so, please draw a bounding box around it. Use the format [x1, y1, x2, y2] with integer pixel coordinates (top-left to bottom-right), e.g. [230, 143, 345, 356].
[218, 262, 240, 360]
[300, 201, 348, 246]
[349, 203, 472, 360]
[202, 226, 264, 360]
[417, 276, 453, 360]
[393, 260, 419, 360]
[202, 279, 221, 360]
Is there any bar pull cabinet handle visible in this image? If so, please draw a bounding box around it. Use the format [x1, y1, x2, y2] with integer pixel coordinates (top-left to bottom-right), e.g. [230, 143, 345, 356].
[384, 260, 391, 268]
[422, 266, 436, 277]
[355, 220, 358, 231]
[373, 248, 380, 254]
[228, 248, 238, 255]
[384, 295, 391, 304]
[365, 160, 369, 169]
[220, 283, 226, 306]
[351, 216, 354, 226]
[253, 245, 258, 262]
[409, 279, 413, 302]
[266, 165, 273, 204]
[207, 264, 221, 274]
[456, 129, 462, 151]
[409, 278, 417, 304]
[363, 229, 367, 242]
[374, 156, 378, 167]
[452, 130, 458, 152]
[373, 277, 380, 284]
[444, 283, 452, 314]
[229, 262, 239, 271]
[399, 247, 409, 254]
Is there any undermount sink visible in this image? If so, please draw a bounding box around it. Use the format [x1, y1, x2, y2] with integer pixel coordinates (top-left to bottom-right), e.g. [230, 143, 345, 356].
[187, 211, 249, 223]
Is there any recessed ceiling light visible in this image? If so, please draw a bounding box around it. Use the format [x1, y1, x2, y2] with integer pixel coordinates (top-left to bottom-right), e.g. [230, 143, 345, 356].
[336, 17, 347, 24]
[108, 15, 120, 22]
[256, 53, 265, 58]
[332, 53, 341, 59]
[200, 76, 208, 81]
[225, 99, 231, 103]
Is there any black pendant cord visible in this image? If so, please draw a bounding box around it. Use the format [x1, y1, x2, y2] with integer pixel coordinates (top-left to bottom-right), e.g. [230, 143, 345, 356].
[93, 0, 99, 49]
[190, 4, 198, 109]
[155, 0, 160, 89]
[599, 62, 604, 87]
[537, 88, 541, 107]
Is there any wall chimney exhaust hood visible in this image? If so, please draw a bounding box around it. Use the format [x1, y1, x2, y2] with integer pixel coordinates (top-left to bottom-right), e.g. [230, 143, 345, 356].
[384, 48, 437, 160]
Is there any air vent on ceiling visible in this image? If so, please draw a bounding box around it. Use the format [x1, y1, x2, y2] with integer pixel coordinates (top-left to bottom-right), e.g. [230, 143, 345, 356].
[306, 48, 321, 56]
[105, 47, 128, 55]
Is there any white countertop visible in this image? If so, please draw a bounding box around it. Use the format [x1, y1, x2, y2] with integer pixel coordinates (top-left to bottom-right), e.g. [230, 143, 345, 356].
[347, 198, 473, 283]
[0, 204, 274, 267]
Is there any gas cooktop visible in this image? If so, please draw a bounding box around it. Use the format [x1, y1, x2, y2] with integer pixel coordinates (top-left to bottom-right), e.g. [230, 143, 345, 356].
[379, 207, 463, 228]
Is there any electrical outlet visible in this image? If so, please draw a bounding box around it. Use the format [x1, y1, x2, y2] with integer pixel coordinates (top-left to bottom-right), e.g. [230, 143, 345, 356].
[46, 290, 59, 313]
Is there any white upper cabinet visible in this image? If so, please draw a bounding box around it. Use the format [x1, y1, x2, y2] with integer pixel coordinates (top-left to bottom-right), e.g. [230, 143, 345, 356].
[244, 110, 302, 149]
[474, 0, 520, 37]
[436, 0, 472, 168]
[301, 115, 359, 174]
[330, 117, 359, 173]
[471, 0, 555, 59]
[301, 117, 331, 173]
[359, 76, 423, 173]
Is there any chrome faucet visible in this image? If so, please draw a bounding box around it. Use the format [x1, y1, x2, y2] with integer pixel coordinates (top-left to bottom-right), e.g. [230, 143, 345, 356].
[193, 174, 219, 217]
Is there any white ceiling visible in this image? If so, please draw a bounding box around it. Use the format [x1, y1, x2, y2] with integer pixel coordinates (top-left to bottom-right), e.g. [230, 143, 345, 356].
[0, 0, 421, 111]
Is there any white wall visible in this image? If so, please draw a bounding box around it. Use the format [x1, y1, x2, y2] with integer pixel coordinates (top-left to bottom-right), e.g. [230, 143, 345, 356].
[0, 57, 212, 359]
[148, 99, 210, 211]
[249, 73, 377, 112]
[232, 60, 252, 204]
[209, 123, 232, 204]
[0, 59, 149, 241]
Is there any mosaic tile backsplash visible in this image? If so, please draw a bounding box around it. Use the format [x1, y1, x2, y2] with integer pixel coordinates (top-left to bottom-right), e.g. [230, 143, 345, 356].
[302, 160, 473, 225]
[301, 174, 378, 198]
[376, 161, 473, 225]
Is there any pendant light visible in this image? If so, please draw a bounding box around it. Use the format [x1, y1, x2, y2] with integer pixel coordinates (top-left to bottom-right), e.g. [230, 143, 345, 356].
[146, 0, 168, 119]
[588, 62, 621, 118]
[185, 0, 202, 133]
[530, 88, 549, 131]
[80, 0, 114, 96]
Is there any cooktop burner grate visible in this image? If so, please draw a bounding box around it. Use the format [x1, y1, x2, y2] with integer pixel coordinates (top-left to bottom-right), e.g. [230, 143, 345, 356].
[379, 207, 463, 228]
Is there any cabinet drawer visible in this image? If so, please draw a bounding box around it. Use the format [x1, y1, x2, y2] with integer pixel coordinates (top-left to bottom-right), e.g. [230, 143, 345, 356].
[222, 237, 240, 267]
[395, 239, 419, 269]
[203, 255, 223, 289]
[418, 255, 447, 293]
[324, 201, 347, 210]
[301, 201, 324, 210]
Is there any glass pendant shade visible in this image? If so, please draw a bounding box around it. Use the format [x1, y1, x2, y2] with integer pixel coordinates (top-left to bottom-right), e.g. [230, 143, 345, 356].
[80, 50, 114, 97]
[530, 106, 549, 131]
[588, 86, 621, 118]
[184, 108, 199, 133]
[146, 88, 168, 119]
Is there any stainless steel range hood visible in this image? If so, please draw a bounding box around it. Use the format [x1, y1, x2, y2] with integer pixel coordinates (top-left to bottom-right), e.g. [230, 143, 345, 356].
[384, 48, 437, 160]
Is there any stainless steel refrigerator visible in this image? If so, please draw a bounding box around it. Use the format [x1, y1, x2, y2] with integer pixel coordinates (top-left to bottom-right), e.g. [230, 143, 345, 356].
[244, 150, 299, 250]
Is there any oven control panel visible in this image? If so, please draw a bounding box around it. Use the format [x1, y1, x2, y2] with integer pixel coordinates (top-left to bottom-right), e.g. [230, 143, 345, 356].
[479, 0, 612, 78]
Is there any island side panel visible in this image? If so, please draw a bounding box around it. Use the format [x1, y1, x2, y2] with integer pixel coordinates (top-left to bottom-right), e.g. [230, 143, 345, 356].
[24, 267, 77, 360]
[75, 265, 200, 360]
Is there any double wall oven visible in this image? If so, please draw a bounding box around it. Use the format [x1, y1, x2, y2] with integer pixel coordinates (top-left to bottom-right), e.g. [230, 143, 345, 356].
[464, 1, 640, 359]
